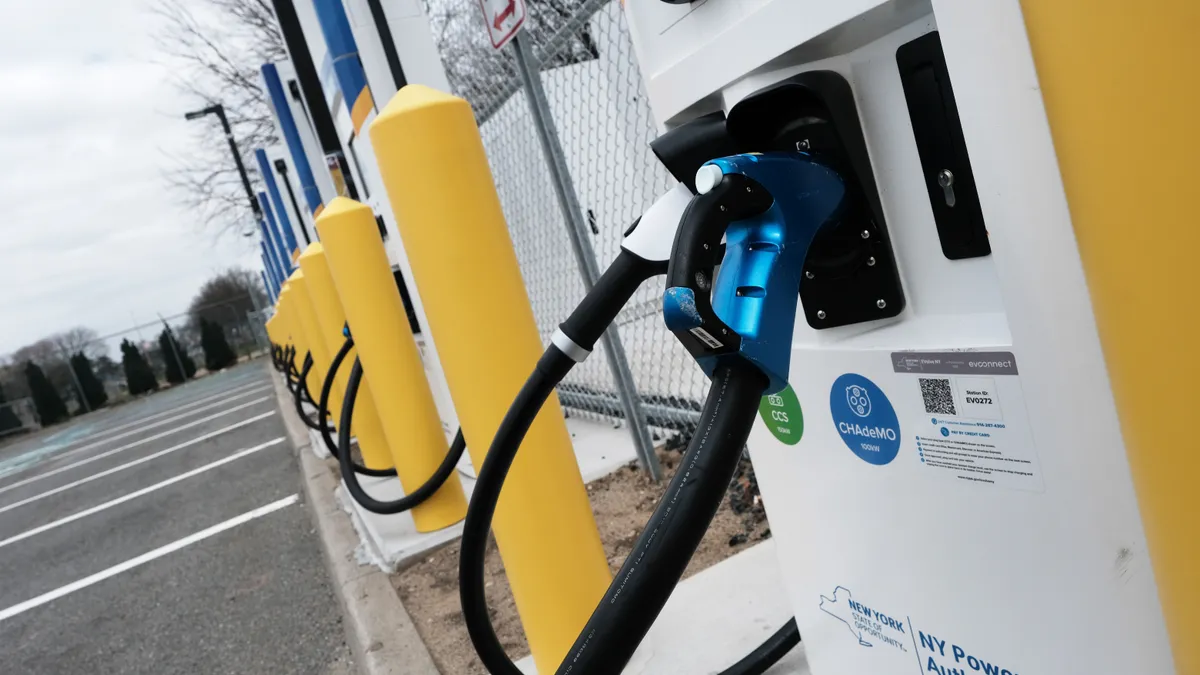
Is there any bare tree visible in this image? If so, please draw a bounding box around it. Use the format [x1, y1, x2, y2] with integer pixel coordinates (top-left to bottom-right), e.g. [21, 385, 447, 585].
[3, 327, 107, 405]
[153, 0, 600, 234]
[50, 327, 107, 362]
[152, 0, 287, 236]
[187, 267, 269, 355]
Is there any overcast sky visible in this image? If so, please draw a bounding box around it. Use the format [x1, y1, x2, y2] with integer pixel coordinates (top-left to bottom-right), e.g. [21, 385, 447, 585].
[0, 1, 261, 357]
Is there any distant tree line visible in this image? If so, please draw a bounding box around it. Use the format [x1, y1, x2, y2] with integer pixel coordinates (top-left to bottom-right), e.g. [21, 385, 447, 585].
[0, 268, 263, 433]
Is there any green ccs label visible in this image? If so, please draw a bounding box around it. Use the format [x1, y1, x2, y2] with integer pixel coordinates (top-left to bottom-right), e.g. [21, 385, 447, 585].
[758, 384, 804, 445]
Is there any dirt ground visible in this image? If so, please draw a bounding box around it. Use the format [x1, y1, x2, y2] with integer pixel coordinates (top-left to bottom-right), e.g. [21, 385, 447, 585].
[391, 445, 770, 675]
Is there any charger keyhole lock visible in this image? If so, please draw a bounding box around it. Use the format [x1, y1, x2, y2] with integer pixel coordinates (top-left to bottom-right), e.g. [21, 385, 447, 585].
[937, 169, 956, 207]
[897, 31, 990, 259]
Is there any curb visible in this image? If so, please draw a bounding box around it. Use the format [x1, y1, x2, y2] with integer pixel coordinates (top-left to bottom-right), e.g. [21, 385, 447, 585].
[270, 365, 441, 675]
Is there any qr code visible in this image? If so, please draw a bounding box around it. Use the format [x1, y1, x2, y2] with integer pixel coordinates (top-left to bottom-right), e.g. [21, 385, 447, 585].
[919, 378, 956, 415]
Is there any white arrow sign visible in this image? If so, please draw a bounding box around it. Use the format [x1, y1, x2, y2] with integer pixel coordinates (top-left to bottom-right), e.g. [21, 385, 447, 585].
[477, 0, 527, 50]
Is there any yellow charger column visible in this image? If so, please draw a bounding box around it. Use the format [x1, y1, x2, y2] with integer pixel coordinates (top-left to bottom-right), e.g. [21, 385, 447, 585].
[315, 202, 467, 532]
[369, 85, 609, 672]
[290, 270, 394, 471]
[1021, 3, 1200, 671]
[295, 244, 402, 475]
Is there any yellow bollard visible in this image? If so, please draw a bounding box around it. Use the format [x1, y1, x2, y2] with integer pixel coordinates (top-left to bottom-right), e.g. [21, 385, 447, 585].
[315, 200, 467, 532]
[369, 85, 609, 672]
[267, 315, 285, 353]
[274, 292, 296, 358]
[295, 243, 397, 472]
[280, 293, 315, 393]
[290, 270, 394, 471]
[276, 287, 301, 359]
[278, 285, 318, 398]
[275, 283, 291, 348]
[294, 248, 348, 420]
[285, 276, 327, 389]
[282, 278, 328, 429]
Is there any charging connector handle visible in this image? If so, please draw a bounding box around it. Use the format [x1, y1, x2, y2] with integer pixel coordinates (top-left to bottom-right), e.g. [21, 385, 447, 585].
[663, 172, 773, 357]
[665, 152, 845, 394]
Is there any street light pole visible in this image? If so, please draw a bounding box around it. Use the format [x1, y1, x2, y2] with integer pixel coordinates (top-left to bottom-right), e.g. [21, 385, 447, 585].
[184, 104, 262, 221]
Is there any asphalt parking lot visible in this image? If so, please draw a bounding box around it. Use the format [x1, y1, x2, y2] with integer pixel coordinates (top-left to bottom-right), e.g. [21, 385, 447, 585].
[0, 361, 351, 674]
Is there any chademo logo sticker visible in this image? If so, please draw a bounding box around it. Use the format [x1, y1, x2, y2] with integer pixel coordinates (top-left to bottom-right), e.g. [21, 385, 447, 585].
[830, 374, 900, 465]
[758, 384, 803, 445]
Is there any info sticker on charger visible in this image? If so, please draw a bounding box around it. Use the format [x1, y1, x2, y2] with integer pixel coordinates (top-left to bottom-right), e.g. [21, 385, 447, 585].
[758, 384, 804, 445]
[892, 351, 1044, 493]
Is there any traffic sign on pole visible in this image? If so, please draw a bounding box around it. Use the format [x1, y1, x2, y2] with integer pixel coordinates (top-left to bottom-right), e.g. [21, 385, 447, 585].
[477, 0, 526, 50]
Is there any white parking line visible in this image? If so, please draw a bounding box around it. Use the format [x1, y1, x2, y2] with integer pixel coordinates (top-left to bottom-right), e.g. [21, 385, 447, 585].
[0, 437, 285, 550]
[49, 385, 273, 464]
[73, 381, 268, 444]
[0, 412, 277, 515]
[0, 494, 299, 623]
[0, 397, 272, 498]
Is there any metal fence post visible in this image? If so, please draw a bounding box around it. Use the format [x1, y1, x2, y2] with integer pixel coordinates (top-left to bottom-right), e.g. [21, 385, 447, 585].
[512, 31, 662, 481]
[157, 314, 187, 382]
[246, 290, 268, 353]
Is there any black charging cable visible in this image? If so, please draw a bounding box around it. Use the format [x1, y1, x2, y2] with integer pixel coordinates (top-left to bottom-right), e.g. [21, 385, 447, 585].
[291, 352, 323, 431]
[336, 357, 467, 514]
[284, 347, 299, 389]
[317, 334, 397, 478]
[458, 248, 800, 675]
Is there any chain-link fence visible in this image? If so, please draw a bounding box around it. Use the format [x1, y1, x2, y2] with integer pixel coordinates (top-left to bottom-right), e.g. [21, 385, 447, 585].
[426, 0, 709, 451]
[0, 398, 39, 438]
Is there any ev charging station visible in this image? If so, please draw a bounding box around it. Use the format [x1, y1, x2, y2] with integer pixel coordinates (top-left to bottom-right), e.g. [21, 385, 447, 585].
[619, 1, 1185, 673]
[315, 0, 465, 440]
[261, 60, 338, 220]
[265, 0, 463, 441]
[338, 0, 453, 97]
[261, 145, 312, 247]
[258, 0, 1194, 673]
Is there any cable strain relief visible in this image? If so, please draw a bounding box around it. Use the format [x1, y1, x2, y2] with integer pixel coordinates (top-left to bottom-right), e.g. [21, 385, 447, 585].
[551, 328, 591, 363]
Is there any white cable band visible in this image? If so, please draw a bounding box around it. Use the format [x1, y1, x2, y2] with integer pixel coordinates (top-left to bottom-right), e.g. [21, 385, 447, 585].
[552, 328, 592, 363]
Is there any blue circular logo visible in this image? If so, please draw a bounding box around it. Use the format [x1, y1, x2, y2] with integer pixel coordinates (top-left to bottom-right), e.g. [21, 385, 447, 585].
[830, 374, 901, 465]
[940, 427, 950, 437]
